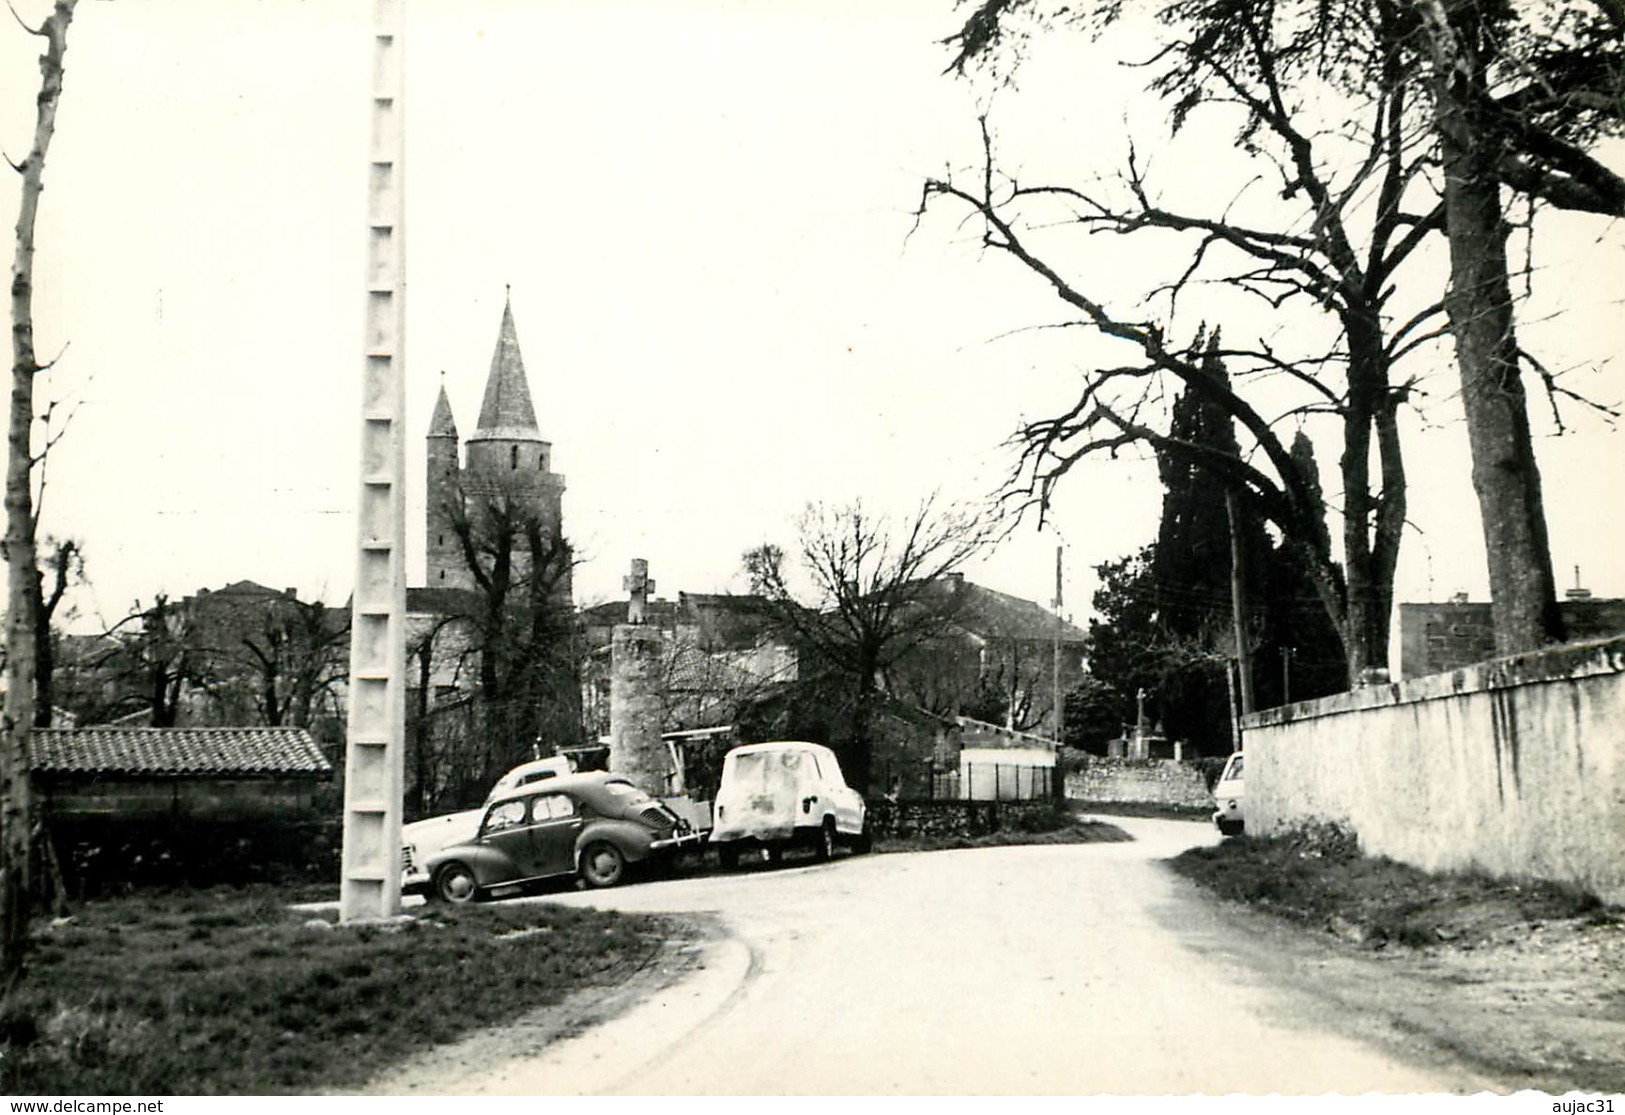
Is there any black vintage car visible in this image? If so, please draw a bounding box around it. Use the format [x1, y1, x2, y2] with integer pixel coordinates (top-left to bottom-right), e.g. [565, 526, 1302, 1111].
[419, 772, 703, 902]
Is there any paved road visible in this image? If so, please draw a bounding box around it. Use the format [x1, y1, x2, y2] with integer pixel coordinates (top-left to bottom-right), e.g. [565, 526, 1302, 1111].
[398, 817, 1501, 1095]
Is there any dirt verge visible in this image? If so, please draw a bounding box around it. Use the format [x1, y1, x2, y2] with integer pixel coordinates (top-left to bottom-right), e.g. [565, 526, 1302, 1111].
[1172, 827, 1625, 1093]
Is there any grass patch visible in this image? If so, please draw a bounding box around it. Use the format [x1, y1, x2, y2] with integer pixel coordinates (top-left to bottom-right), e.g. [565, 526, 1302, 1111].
[1, 886, 687, 1095]
[1170, 824, 1604, 947]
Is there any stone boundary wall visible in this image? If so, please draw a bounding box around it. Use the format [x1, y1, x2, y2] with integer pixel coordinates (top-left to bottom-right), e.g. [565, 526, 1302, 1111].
[867, 799, 1059, 841]
[1063, 756, 1214, 809]
[1242, 636, 1625, 905]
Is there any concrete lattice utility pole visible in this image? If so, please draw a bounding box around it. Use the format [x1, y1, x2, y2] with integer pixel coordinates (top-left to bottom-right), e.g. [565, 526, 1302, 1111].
[340, 0, 409, 922]
[1051, 543, 1063, 744]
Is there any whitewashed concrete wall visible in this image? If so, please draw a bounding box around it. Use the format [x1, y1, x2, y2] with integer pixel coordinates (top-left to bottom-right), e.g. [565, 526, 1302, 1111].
[1241, 636, 1625, 905]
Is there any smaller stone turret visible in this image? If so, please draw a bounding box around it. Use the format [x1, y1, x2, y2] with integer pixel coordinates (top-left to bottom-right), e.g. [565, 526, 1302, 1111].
[425, 380, 465, 588]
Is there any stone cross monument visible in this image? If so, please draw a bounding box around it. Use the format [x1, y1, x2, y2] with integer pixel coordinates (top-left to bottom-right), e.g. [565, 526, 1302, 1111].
[610, 558, 668, 795]
[624, 558, 655, 625]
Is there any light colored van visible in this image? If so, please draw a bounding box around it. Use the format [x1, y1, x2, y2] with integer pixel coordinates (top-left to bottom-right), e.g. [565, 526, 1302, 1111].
[710, 741, 869, 867]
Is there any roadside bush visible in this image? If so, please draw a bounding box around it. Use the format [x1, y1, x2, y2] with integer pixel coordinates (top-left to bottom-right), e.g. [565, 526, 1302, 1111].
[47, 818, 342, 899]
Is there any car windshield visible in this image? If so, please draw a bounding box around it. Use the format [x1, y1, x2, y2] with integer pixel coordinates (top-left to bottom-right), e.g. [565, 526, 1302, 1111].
[599, 779, 654, 806]
[1225, 754, 1244, 780]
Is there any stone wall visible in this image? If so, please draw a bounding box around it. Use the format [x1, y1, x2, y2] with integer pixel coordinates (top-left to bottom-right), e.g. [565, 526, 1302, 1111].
[1063, 756, 1214, 809]
[1243, 636, 1625, 905]
[867, 798, 1061, 841]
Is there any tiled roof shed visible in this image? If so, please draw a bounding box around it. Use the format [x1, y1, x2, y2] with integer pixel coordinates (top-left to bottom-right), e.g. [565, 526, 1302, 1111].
[33, 728, 332, 780]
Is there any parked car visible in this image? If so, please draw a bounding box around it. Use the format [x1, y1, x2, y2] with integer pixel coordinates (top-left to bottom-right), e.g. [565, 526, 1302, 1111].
[413, 772, 704, 902]
[484, 755, 575, 801]
[710, 741, 869, 868]
[400, 756, 577, 889]
[1212, 751, 1244, 836]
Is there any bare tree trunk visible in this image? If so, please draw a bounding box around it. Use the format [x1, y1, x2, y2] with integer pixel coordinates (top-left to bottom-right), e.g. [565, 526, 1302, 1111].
[1417, 0, 1563, 656]
[4, 0, 77, 978]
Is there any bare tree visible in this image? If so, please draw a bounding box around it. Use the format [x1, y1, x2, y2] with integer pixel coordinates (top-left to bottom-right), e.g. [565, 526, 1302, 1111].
[1408, 0, 1625, 653]
[442, 481, 580, 787]
[921, 92, 1434, 681]
[3, 0, 77, 977]
[207, 598, 350, 729]
[744, 496, 992, 790]
[939, 0, 1625, 660]
[30, 536, 80, 728]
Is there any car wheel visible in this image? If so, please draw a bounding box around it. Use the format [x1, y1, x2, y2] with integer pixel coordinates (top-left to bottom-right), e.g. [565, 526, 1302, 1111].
[852, 822, 873, 855]
[433, 862, 479, 905]
[765, 844, 784, 867]
[580, 841, 626, 888]
[717, 844, 739, 871]
[815, 818, 835, 862]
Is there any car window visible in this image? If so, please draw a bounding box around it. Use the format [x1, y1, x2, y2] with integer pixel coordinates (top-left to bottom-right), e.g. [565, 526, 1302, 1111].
[1227, 754, 1244, 780]
[484, 799, 526, 835]
[531, 794, 575, 821]
[823, 751, 846, 785]
[729, 752, 771, 791]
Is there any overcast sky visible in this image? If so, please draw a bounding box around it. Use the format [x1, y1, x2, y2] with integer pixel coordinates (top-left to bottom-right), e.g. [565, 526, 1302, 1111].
[3, 1, 1621, 664]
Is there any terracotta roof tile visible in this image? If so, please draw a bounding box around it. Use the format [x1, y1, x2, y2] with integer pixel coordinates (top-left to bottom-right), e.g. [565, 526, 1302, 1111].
[33, 728, 332, 779]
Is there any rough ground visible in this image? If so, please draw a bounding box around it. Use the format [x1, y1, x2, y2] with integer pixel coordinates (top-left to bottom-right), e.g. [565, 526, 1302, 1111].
[1171, 827, 1625, 1094]
[359, 818, 1624, 1095]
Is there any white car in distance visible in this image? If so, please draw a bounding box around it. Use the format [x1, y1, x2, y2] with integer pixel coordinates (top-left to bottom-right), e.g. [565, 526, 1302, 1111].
[1212, 751, 1244, 836]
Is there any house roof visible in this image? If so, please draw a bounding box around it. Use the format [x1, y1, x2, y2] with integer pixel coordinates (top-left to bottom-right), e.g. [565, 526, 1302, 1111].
[469, 294, 541, 441]
[33, 727, 332, 779]
[580, 598, 681, 629]
[199, 580, 288, 600]
[938, 577, 1089, 644]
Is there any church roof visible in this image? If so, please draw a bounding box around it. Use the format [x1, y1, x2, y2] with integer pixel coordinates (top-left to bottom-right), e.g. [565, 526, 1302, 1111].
[470, 294, 541, 442]
[428, 382, 458, 438]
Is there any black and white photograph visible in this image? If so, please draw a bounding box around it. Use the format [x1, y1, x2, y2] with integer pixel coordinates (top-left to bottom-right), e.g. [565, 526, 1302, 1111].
[0, 0, 1621, 1102]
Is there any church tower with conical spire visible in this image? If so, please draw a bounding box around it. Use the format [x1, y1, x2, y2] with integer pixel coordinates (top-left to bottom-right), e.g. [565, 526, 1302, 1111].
[423, 294, 569, 602]
[424, 380, 463, 588]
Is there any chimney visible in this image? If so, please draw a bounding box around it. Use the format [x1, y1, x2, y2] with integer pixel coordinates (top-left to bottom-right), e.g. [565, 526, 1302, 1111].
[1565, 564, 1592, 601]
[1449, 591, 1469, 605]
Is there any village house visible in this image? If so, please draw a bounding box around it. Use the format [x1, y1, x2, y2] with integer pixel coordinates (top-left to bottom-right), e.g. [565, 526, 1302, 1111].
[1398, 577, 1625, 679]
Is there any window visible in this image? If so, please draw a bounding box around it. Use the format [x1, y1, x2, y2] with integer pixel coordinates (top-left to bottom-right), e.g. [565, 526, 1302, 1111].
[510, 445, 519, 469]
[484, 799, 526, 835]
[538, 452, 545, 470]
[532, 794, 575, 821]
